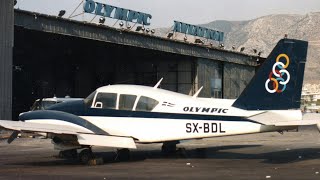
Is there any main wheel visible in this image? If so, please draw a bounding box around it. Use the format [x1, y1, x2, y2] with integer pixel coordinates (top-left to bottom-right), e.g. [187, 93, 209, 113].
[58, 149, 78, 159]
[117, 148, 130, 161]
[162, 141, 178, 154]
[79, 149, 94, 164]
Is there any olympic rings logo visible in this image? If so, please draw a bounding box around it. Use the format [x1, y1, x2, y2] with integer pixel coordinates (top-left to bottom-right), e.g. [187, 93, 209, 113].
[265, 54, 290, 93]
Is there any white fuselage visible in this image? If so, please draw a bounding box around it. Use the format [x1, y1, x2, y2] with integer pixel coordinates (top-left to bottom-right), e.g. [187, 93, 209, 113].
[26, 85, 301, 143]
[80, 116, 295, 143]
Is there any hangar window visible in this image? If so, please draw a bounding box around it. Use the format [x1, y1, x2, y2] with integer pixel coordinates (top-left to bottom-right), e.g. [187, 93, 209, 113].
[136, 96, 159, 111]
[94, 93, 117, 109]
[119, 94, 137, 111]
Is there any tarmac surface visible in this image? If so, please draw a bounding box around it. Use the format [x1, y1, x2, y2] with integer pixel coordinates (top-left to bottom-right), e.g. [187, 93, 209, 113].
[0, 114, 320, 179]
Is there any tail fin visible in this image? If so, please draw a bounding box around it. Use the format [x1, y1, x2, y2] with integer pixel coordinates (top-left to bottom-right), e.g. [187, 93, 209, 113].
[232, 39, 308, 110]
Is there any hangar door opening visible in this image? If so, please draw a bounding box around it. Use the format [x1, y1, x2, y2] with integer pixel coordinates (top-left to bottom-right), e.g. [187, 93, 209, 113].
[13, 27, 196, 118]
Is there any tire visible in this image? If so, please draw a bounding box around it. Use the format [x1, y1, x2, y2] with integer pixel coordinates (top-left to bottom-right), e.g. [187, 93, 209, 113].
[59, 149, 78, 159]
[117, 148, 130, 161]
[162, 142, 177, 154]
[79, 149, 94, 164]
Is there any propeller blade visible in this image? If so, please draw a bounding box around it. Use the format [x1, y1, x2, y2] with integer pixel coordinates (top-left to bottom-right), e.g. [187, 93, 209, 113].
[7, 131, 19, 144]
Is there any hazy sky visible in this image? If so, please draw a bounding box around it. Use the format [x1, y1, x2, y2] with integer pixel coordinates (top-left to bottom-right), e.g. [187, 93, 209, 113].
[16, 0, 320, 28]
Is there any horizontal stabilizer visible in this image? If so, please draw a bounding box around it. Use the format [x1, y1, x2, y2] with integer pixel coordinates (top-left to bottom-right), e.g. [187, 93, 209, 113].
[273, 120, 320, 126]
[248, 111, 320, 126]
[77, 134, 137, 149]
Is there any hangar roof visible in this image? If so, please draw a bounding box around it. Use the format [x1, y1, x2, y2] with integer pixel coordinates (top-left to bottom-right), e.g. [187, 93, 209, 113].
[14, 9, 259, 66]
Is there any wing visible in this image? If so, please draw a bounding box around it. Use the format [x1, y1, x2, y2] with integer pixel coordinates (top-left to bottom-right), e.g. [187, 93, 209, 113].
[0, 120, 90, 134]
[0, 120, 136, 149]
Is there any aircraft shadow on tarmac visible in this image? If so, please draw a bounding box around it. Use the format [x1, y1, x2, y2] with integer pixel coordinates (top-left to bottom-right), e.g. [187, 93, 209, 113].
[112, 146, 320, 165]
[7, 145, 320, 166]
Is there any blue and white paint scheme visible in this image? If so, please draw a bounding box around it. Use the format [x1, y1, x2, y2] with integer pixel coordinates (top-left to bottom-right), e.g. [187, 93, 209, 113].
[0, 39, 319, 163]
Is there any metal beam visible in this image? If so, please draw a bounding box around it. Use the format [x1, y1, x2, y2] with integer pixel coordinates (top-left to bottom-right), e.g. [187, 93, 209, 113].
[0, 0, 13, 120]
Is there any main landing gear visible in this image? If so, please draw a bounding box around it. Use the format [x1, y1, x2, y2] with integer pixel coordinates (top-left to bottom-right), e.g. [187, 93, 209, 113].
[58, 147, 103, 165]
[115, 148, 131, 161]
[162, 141, 178, 154]
[78, 148, 104, 165]
[161, 141, 187, 157]
[58, 149, 78, 159]
[78, 148, 94, 164]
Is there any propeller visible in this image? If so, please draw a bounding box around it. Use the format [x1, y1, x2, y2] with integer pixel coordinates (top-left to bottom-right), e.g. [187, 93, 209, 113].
[7, 131, 20, 144]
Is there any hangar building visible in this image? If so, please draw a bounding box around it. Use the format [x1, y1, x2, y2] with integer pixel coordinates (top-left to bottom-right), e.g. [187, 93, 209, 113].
[0, 1, 260, 119]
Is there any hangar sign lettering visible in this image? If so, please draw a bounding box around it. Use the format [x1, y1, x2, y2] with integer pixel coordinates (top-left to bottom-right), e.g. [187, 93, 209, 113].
[83, 0, 152, 26]
[174, 21, 224, 42]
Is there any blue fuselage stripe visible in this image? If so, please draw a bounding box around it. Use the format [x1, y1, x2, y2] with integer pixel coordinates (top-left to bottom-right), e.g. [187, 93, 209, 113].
[81, 108, 260, 124]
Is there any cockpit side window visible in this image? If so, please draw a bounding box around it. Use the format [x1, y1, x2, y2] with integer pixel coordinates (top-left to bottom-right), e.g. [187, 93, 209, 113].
[119, 94, 137, 111]
[136, 96, 159, 112]
[94, 93, 117, 109]
[84, 91, 96, 107]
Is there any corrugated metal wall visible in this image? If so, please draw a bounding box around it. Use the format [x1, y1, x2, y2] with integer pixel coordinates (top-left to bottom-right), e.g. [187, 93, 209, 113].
[223, 62, 255, 99]
[197, 58, 223, 98]
[0, 0, 13, 119]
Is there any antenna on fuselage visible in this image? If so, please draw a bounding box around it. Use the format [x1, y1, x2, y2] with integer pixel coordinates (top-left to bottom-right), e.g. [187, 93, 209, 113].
[192, 86, 203, 98]
[153, 78, 163, 89]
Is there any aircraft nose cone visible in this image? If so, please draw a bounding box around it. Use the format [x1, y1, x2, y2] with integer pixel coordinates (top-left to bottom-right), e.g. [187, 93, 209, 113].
[47, 100, 86, 115]
[18, 100, 86, 121]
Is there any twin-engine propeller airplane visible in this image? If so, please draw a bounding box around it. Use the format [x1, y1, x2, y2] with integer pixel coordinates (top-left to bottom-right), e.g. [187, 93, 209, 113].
[1, 38, 319, 164]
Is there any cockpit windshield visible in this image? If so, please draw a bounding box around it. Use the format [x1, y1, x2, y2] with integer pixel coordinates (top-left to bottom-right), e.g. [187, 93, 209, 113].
[84, 91, 96, 107]
[30, 100, 57, 111]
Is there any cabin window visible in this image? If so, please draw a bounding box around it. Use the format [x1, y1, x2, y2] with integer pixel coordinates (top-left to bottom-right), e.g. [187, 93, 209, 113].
[136, 96, 159, 111]
[119, 94, 137, 111]
[94, 93, 117, 109]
